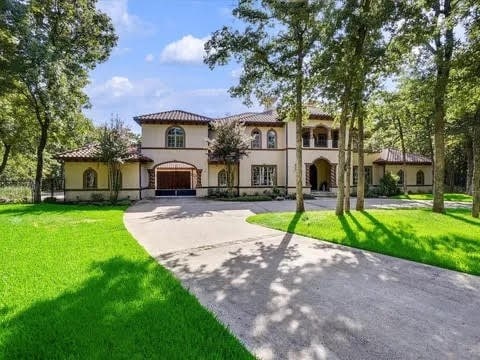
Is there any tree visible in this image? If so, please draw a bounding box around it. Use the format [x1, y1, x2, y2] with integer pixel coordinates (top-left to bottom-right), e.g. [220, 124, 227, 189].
[205, 0, 326, 212]
[315, 0, 402, 214]
[0, 91, 35, 176]
[5, 0, 117, 202]
[447, 5, 480, 217]
[97, 117, 132, 204]
[207, 119, 251, 196]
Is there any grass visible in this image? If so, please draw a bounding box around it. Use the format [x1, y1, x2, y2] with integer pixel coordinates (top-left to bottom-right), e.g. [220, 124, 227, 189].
[392, 193, 472, 202]
[0, 204, 252, 359]
[248, 209, 480, 275]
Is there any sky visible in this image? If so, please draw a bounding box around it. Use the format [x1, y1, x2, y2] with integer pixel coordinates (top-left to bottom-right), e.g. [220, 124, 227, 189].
[85, 0, 262, 132]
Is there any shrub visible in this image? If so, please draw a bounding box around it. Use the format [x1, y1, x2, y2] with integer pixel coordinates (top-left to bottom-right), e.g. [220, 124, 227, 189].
[90, 193, 105, 202]
[0, 186, 32, 203]
[378, 173, 400, 196]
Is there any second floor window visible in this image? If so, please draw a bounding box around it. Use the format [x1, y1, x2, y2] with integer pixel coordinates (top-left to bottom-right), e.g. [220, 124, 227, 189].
[166, 126, 185, 148]
[267, 130, 277, 149]
[251, 129, 261, 149]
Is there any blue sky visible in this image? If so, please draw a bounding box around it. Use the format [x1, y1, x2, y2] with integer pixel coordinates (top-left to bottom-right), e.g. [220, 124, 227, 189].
[85, 0, 262, 132]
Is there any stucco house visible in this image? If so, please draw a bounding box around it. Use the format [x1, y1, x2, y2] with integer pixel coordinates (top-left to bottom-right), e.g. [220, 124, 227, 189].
[57, 107, 433, 201]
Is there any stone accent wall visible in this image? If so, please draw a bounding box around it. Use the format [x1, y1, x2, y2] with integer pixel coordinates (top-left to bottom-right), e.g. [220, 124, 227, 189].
[330, 164, 337, 187]
[196, 169, 203, 187]
[305, 163, 312, 187]
[147, 169, 155, 189]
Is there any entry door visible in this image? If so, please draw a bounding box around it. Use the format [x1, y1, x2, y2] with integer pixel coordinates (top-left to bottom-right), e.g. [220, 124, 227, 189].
[157, 171, 191, 189]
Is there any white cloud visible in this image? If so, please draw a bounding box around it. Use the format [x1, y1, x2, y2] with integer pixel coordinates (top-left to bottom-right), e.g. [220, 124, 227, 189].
[103, 76, 134, 97]
[231, 68, 242, 79]
[145, 53, 155, 62]
[97, 0, 154, 34]
[88, 76, 168, 100]
[160, 35, 209, 64]
[112, 47, 131, 56]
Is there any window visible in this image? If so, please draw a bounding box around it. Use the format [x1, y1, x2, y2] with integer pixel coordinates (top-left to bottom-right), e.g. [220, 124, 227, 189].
[332, 130, 339, 148]
[416, 170, 424, 185]
[166, 126, 185, 148]
[315, 134, 327, 147]
[218, 169, 227, 187]
[252, 165, 276, 186]
[397, 170, 404, 185]
[267, 130, 277, 149]
[251, 129, 261, 149]
[353, 166, 373, 185]
[302, 130, 310, 147]
[83, 168, 97, 189]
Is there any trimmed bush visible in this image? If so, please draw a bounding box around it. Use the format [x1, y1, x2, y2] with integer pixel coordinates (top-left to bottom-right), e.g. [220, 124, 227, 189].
[378, 173, 400, 196]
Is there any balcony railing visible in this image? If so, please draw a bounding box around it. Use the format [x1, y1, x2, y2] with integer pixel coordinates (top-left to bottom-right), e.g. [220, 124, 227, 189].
[302, 136, 339, 149]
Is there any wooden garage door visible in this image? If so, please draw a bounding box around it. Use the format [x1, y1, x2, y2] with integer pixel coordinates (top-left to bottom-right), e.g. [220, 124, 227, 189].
[156, 171, 191, 189]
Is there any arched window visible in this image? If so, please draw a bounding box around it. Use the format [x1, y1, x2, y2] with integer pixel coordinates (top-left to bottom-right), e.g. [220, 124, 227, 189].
[166, 126, 185, 148]
[218, 169, 227, 187]
[416, 170, 424, 185]
[397, 170, 404, 185]
[83, 168, 97, 189]
[251, 129, 261, 149]
[267, 129, 277, 149]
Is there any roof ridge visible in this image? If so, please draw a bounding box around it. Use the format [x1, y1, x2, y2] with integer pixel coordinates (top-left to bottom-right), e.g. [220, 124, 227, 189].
[135, 109, 213, 120]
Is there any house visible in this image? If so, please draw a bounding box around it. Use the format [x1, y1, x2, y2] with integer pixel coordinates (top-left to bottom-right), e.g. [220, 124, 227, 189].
[56, 107, 433, 201]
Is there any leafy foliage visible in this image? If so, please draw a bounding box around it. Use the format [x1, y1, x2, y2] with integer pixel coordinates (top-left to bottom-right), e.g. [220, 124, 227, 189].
[378, 173, 400, 197]
[97, 116, 134, 203]
[207, 119, 251, 195]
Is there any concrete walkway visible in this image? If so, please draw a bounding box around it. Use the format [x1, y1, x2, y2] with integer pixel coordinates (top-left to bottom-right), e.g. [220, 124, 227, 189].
[124, 198, 479, 360]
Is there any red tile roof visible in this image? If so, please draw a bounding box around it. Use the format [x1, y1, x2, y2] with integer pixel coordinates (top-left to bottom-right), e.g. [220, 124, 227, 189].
[56, 143, 153, 163]
[134, 110, 213, 125]
[373, 148, 432, 165]
[134, 107, 333, 126]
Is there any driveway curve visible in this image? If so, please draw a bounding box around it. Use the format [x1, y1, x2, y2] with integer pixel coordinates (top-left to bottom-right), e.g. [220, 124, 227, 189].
[124, 198, 479, 360]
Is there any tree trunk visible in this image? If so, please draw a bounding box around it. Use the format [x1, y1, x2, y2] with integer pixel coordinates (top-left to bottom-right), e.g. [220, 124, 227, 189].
[295, 35, 305, 213]
[397, 117, 408, 195]
[345, 118, 355, 212]
[356, 109, 365, 210]
[432, 0, 453, 213]
[0, 142, 12, 176]
[34, 124, 48, 203]
[465, 136, 473, 195]
[336, 90, 349, 216]
[472, 117, 480, 218]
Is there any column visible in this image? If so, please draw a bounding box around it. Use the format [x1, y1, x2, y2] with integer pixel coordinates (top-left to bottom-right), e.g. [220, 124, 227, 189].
[327, 128, 332, 148]
[147, 169, 155, 189]
[309, 127, 314, 148]
[305, 163, 312, 187]
[196, 169, 203, 187]
[330, 164, 337, 188]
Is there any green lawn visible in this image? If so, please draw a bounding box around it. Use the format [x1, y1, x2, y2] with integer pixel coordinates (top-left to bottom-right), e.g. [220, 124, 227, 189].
[0, 204, 252, 359]
[248, 209, 480, 275]
[392, 193, 472, 202]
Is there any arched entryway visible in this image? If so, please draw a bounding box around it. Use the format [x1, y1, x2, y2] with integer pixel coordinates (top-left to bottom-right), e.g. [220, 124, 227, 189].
[310, 158, 331, 191]
[154, 161, 198, 196]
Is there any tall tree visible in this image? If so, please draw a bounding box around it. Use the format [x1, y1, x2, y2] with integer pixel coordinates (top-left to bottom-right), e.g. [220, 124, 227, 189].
[315, 0, 402, 215]
[205, 0, 326, 212]
[5, 0, 116, 202]
[207, 119, 251, 196]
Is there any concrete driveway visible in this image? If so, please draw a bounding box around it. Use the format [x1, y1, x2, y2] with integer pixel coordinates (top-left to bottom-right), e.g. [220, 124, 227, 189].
[124, 198, 480, 360]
